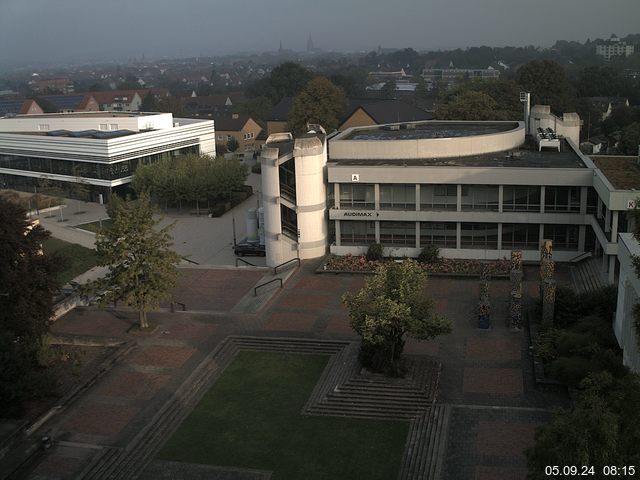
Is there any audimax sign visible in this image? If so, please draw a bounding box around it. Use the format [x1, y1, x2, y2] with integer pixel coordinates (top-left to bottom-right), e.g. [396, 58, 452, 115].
[342, 211, 379, 217]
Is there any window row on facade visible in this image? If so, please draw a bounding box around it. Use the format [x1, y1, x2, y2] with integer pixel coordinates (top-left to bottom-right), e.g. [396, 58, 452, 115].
[336, 183, 595, 213]
[0, 146, 198, 181]
[338, 220, 580, 250]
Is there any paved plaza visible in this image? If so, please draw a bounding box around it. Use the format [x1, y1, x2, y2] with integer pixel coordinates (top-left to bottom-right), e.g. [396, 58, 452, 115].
[15, 260, 568, 480]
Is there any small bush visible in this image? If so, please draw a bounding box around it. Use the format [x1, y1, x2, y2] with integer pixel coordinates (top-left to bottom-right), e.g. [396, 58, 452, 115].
[365, 243, 384, 262]
[533, 328, 561, 363]
[417, 245, 440, 264]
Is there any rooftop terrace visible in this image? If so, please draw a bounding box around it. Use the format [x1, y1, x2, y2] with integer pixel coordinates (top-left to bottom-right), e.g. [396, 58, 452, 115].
[343, 122, 519, 141]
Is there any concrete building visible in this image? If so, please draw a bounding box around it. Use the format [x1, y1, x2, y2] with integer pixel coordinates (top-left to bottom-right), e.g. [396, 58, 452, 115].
[614, 233, 640, 373]
[259, 107, 640, 283]
[421, 67, 500, 89]
[596, 35, 635, 61]
[0, 111, 215, 201]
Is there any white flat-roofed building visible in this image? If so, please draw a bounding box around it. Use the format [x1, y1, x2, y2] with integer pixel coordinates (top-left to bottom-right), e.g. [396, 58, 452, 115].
[0, 111, 215, 201]
[614, 233, 640, 373]
[260, 107, 640, 284]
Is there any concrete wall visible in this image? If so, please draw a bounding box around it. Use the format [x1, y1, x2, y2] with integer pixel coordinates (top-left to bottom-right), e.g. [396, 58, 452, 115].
[614, 233, 640, 373]
[0, 112, 174, 132]
[529, 106, 581, 146]
[330, 121, 525, 160]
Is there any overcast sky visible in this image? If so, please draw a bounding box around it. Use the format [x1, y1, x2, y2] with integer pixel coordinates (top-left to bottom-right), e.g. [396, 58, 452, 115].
[0, 0, 639, 65]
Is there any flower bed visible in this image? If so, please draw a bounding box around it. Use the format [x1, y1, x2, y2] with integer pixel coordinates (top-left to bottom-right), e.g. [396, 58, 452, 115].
[321, 254, 511, 276]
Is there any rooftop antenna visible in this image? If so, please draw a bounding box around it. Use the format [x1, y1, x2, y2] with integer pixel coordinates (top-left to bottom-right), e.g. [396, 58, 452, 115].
[519, 92, 530, 134]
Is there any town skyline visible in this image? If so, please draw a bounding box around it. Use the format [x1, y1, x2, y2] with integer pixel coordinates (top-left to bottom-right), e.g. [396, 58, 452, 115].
[0, 0, 639, 67]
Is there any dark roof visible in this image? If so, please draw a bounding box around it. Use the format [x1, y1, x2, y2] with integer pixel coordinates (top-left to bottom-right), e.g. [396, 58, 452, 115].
[0, 99, 30, 116]
[38, 94, 87, 110]
[346, 99, 433, 126]
[343, 121, 514, 141]
[268, 97, 294, 121]
[212, 114, 250, 131]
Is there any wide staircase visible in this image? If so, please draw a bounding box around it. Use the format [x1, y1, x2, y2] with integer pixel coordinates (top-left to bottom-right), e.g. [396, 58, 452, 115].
[570, 256, 609, 294]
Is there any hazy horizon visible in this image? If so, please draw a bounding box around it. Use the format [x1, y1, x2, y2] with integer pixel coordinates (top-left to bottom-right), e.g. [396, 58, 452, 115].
[1, 0, 639, 66]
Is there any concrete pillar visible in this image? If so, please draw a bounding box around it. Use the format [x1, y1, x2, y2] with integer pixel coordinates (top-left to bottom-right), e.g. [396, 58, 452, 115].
[497, 223, 503, 250]
[456, 222, 461, 249]
[334, 183, 340, 209]
[498, 185, 504, 213]
[578, 225, 586, 251]
[415, 221, 420, 248]
[261, 147, 283, 267]
[540, 186, 545, 214]
[374, 184, 380, 210]
[293, 135, 328, 261]
[375, 221, 380, 243]
[597, 198, 603, 219]
[605, 208, 611, 233]
[580, 186, 588, 215]
[335, 220, 341, 247]
[611, 211, 619, 241]
[457, 184, 462, 212]
[415, 184, 420, 212]
[539, 224, 545, 247]
[609, 255, 616, 284]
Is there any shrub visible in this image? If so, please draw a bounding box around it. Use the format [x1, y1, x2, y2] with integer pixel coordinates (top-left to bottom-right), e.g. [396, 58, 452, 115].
[365, 243, 384, 262]
[417, 244, 440, 264]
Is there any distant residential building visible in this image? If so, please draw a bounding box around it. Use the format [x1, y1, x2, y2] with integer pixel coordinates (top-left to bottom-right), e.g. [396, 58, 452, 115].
[213, 113, 262, 154]
[595, 35, 634, 61]
[0, 99, 43, 117]
[368, 68, 409, 81]
[91, 90, 142, 112]
[29, 77, 75, 94]
[266, 97, 294, 136]
[421, 66, 500, 89]
[338, 99, 432, 131]
[184, 94, 238, 117]
[583, 97, 629, 121]
[36, 94, 99, 113]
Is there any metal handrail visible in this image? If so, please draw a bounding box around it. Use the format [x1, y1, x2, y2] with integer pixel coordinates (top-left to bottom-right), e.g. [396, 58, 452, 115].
[254, 278, 283, 296]
[235, 258, 256, 267]
[568, 251, 592, 263]
[273, 257, 300, 275]
[181, 256, 199, 265]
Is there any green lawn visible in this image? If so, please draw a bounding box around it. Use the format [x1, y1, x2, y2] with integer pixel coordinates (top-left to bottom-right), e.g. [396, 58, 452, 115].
[75, 219, 113, 233]
[42, 238, 98, 284]
[159, 351, 409, 480]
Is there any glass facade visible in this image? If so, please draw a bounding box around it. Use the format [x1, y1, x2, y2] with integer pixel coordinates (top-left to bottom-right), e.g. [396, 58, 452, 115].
[0, 146, 198, 182]
[380, 221, 415, 247]
[340, 221, 376, 245]
[420, 222, 457, 248]
[544, 224, 579, 250]
[339, 184, 375, 209]
[281, 205, 298, 240]
[544, 186, 580, 212]
[380, 184, 415, 210]
[278, 158, 296, 203]
[420, 184, 457, 210]
[502, 223, 540, 249]
[461, 185, 499, 211]
[461, 223, 498, 249]
[503, 186, 541, 212]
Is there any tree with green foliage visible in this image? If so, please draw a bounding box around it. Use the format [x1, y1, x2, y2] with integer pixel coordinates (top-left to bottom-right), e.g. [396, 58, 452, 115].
[343, 260, 451, 374]
[90, 193, 180, 329]
[287, 77, 346, 134]
[0, 198, 61, 416]
[380, 78, 397, 99]
[238, 96, 273, 123]
[619, 122, 640, 155]
[227, 136, 240, 153]
[132, 154, 248, 210]
[246, 62, 314, 104]
[516, 59, 576, 114]
[140, 91, 158, 112]
[436, 90, 505, 121]
[156, 96, 185, 117]
[527, 372, 640, 478]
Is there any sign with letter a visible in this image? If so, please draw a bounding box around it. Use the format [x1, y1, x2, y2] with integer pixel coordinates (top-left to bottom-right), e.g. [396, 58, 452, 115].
[351, 174, 360, 182]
